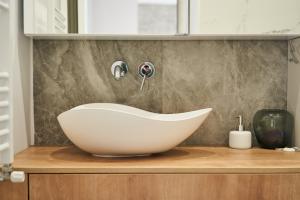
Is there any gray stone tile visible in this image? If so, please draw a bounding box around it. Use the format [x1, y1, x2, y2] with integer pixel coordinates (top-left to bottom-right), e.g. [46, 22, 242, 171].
[34, 40, 163, 145]
[34, 40, 287, 146]
[161, 41, 287, 145]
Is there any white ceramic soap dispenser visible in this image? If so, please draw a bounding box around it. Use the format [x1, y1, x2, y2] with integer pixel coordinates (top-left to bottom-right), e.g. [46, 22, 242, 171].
[229, 115, 252, 149]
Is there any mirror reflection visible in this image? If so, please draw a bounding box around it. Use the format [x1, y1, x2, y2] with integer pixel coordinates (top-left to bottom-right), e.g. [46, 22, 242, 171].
[27, 0, 178, 35]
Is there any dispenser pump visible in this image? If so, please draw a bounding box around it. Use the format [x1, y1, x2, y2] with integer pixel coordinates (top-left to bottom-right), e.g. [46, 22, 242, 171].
[229, 115, 252, 149]
[238, 115, 243, 131]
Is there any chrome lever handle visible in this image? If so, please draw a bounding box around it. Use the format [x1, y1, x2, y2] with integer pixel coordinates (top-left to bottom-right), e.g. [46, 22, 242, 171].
[140, 74, 147, 91]
[138, 62, 155, 92]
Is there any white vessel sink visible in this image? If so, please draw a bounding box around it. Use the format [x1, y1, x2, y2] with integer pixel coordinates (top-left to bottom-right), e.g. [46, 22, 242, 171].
[57, 103, 212, 157]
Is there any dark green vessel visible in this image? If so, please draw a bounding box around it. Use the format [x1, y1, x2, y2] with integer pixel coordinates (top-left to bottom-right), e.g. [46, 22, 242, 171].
[253, 109, 294, 149]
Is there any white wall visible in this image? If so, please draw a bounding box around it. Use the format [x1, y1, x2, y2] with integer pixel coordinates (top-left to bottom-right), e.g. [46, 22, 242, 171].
[288, 38, 300, 147]
[9, 0, 32, 156]
[0, 0, 31, 165]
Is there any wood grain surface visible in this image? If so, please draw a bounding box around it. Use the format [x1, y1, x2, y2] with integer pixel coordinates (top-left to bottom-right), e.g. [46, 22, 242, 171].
[0, 175, 28, 200]
[29, 174, 300, 200]
[13, 146, 300, 174]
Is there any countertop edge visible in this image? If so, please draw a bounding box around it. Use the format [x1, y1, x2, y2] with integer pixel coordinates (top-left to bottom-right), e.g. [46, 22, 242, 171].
[12, 146, 300, 174]
[13, 168, 300, 174]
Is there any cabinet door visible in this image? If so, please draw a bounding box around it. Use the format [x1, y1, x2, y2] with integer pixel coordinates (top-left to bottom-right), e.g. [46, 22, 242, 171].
[190, 0, 300, 34]
[0, 175, 28, 200]
[29, 174, 300, 200]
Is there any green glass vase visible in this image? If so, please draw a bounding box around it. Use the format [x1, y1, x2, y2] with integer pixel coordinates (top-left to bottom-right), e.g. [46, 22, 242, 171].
[253, 109, 294, 149]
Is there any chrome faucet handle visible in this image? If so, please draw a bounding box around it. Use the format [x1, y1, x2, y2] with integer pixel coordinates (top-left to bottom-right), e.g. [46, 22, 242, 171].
[111, 61, 128, 80]
[138, 62, 155, 91]
[140, 74, 147, 91]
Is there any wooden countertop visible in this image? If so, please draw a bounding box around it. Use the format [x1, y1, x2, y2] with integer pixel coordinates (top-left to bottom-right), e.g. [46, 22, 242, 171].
[13, 146, 300, 174]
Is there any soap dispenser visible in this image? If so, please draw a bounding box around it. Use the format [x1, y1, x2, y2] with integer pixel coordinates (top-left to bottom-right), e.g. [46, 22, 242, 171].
[229, 115, 252, 149]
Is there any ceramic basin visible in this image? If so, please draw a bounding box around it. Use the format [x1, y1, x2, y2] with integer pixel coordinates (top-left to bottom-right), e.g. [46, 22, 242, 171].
[57, 103, 212, 157]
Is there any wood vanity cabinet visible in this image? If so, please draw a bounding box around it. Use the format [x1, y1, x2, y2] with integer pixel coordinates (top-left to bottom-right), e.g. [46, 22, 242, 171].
[27, 174, 300, 200]
[0, 175, 28, 200]
[1, 173, 300, 200]
[3, 147, 300, 200]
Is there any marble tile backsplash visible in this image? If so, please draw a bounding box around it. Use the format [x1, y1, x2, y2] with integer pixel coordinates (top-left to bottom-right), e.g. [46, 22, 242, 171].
[34, 40, 287, 146]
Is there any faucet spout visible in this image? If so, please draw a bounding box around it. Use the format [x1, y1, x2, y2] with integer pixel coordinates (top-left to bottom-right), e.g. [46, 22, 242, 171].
[113, 65, 121, 80]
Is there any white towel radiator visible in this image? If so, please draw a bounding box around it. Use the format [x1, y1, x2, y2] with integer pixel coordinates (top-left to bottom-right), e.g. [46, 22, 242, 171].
[0, 0, 25, 183]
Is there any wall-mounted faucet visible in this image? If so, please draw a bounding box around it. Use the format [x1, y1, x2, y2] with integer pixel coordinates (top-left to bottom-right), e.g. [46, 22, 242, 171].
[111, 61, 155, 91]
[138, 62, 155, 91]
[111, 61, 128, 80]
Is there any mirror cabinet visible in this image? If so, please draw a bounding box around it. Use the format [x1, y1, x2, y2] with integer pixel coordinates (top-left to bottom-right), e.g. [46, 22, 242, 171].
[24, 0, 300, 37]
